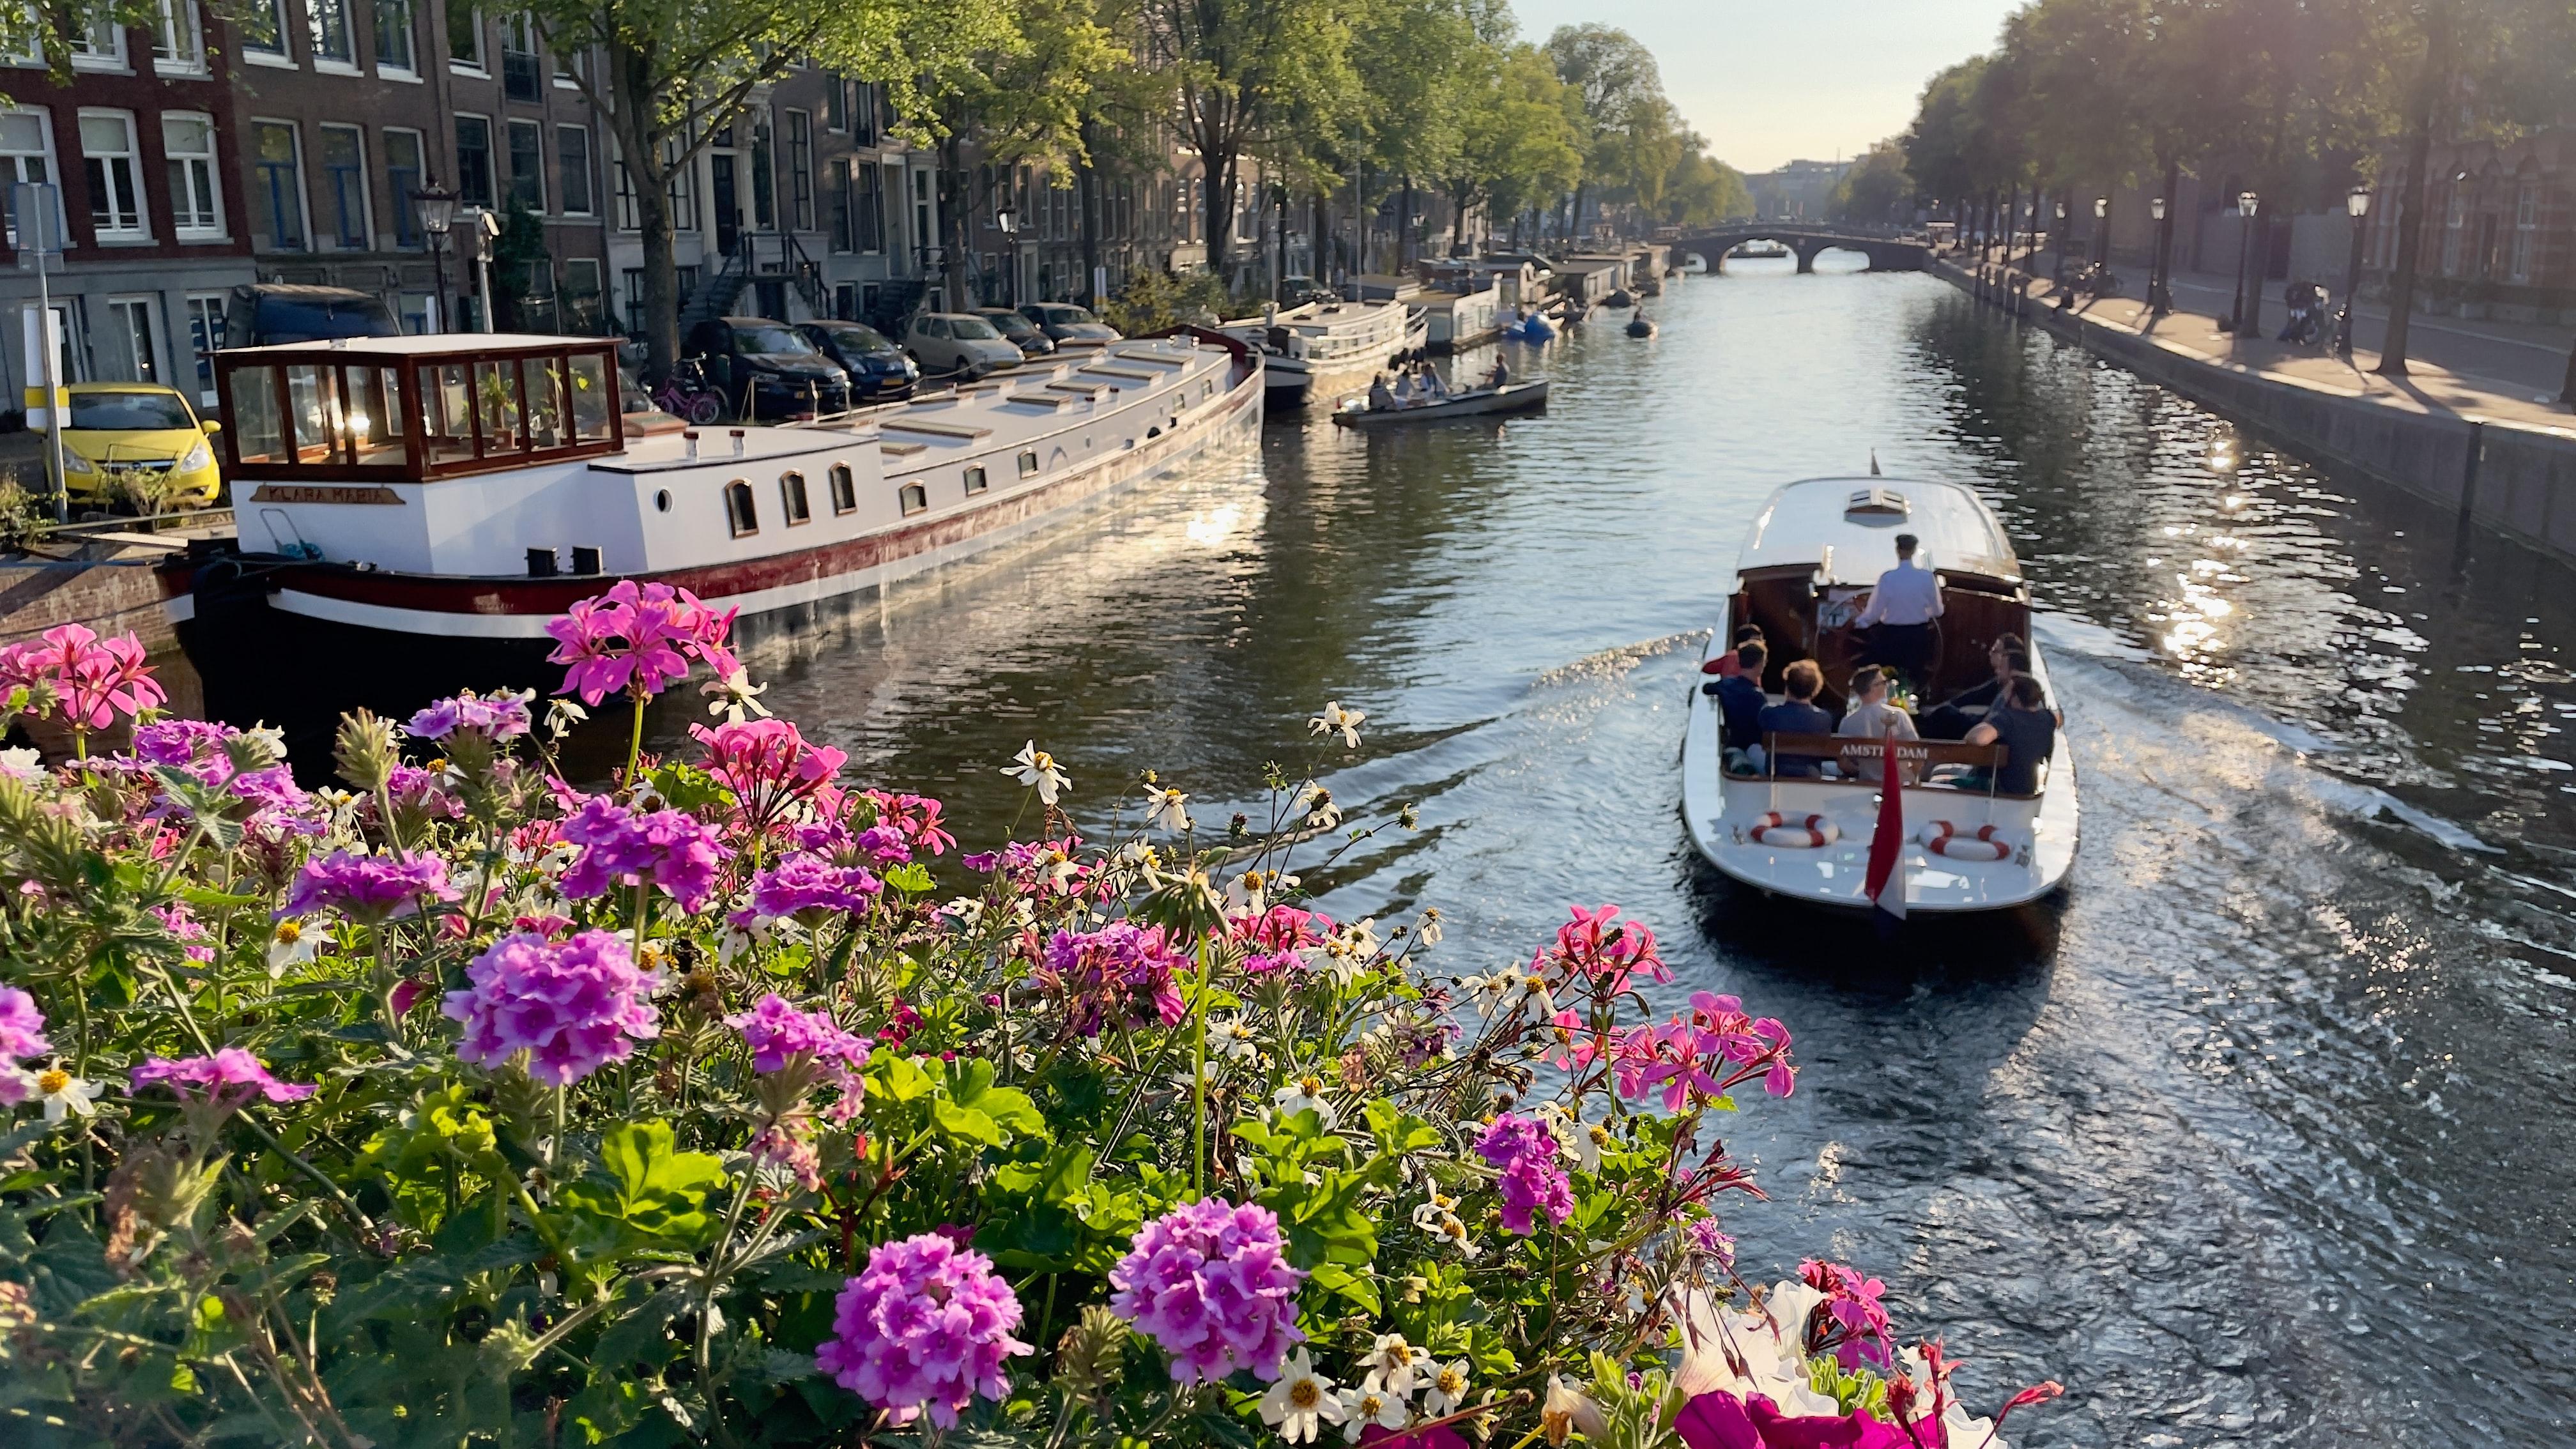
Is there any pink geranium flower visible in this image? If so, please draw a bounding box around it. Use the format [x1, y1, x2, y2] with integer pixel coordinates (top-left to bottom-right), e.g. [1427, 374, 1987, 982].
[544, 581, 739, 705]
[690, 718, 845, 839]
[3, 623, 165, 730]
[130, 1046, 315, 1107]
[443, 929, 663, 1085]
[556, 796, 726, 912]
[1107, 1198, 1306, 1384]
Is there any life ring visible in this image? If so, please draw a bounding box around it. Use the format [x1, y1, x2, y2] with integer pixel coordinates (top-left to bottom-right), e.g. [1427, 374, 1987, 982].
[1749, 812, 1839, 848]
[1920, 821, 2011, 861]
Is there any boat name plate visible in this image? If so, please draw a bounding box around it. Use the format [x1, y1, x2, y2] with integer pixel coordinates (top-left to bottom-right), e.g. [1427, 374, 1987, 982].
[244, 484, 406, 506]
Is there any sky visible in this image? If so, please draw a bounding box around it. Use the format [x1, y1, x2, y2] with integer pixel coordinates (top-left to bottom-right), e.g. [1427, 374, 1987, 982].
[1503, 0, 2025, 174]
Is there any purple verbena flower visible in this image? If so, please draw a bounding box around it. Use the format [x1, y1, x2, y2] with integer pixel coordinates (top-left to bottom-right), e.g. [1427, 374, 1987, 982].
[814, 1234, 1032, 1428]
[1476, 1112, 1575, 1236]
[1036, 922, 1189, 1037]
[741, 854, 882, 924]
[0, 987, 49, 1106]
[1107, 1198, 1306, 1385]
[443, 930, 663, 1085]
[727, 993, 870, 1074]
[279, 850, 461, 924]
[556, 797, 726, 913]
[130, 1046, 315, 1106]
[404, 687, 533, 742]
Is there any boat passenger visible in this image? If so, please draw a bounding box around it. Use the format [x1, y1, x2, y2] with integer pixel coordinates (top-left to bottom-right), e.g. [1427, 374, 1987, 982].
[1705, 640, 1770, 766]
[1485, 357, 1509, 390]
[1418, 364, 1451, 402]
[1853, 532, 1944, 692]
[1367, 374, 1397, 412]
[1393, 371, 1420, 407]
[1836, 666, 1920, 783]
[1963, 673, 2057, 794]
[1920, 634, 2025, 740]
[1701, 624, 1765, 678]
[1756, 659, 1836, 778]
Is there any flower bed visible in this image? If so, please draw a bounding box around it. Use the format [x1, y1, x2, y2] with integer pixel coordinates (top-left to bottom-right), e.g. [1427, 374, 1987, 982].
[0, 597, 2058, 1447]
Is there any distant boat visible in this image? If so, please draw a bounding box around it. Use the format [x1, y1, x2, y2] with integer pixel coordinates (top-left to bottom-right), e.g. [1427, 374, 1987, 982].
[1625, 314, 1657, 339]
[1330, 380, 1549, 427]
[1735, 240, 1791, 259]
[1501, 311, 1556, 343]
[1218, 300, 1425, 411]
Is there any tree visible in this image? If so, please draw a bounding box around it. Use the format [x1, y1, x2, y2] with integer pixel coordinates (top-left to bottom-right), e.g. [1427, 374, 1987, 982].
[1542, 23, 1671, 238]
[1660, 143, 1752, 229]
[1832, 141, 1912, 224]
[1133, 0, 1358, 277]
[1902, 57, 1988, 217]
[1442, 42, 1584, 249]
[1342, 0, 1483, 268]
[529, 0, 1017, 380]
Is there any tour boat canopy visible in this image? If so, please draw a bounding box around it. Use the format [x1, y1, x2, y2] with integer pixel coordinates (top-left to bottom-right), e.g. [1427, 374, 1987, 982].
[1734, 476, 2021, 586]
[213, 332, 627, 484]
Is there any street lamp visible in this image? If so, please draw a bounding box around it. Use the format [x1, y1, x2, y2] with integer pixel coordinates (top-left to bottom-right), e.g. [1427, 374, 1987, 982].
[2092, 194, 2110, 267]
[412, 181, 456, 334]
[995, 206, 1019, 307]
[2148, 192, 2173, 316]
[2336, 186, 2371, 356]
[2227, 190, 2258, 336]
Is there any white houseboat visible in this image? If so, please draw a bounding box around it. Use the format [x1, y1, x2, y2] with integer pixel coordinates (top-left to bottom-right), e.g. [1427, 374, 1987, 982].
[1678, 476, 2079, 914]
[160, 330, 1259, 739]
[1222, 299, 1424, 409]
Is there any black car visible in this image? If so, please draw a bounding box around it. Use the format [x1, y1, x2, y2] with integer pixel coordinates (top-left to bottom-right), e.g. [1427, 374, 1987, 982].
[682, 316, 852, 420]
[970, 307, 1056, 358]
[226, 283, 401, 348]
[796, 320, 920, 403]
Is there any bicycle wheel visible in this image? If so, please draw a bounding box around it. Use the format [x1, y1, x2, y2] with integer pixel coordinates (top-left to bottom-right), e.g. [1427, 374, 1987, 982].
[684, 394, 724, 426]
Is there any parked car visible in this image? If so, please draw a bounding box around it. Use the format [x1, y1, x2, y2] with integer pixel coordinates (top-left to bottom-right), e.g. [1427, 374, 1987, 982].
[1016, 302, 1122, 344]
[901, 313, 1027, 380]
[797, 320, 921, 402]
[970, 307, 1056, 358]
[682, 316, 852, 420]
[225, 283, 400, 348]
[42, 383, 222, 510]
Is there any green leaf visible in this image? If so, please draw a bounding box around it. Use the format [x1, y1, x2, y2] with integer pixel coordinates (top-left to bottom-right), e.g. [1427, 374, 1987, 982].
[1307, 1261, 1381, 1314]
[557, 1121, 729, 1252]
[880, 862, 935, 895]
[925, 1057, 1046, 1148]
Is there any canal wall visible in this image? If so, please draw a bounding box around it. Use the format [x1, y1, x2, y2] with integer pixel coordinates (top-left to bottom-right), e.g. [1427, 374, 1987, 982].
[1933, 259, 2576, 567]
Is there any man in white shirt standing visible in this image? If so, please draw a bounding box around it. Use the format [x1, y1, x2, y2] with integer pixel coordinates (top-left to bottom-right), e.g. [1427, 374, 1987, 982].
[1853, 532, 1943, 693]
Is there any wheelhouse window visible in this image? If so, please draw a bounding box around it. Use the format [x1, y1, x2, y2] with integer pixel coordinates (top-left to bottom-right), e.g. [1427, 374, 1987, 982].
[898, 482, 928, 516]
[725, 480, 758, 535]
[828, 462, 855, 513]
[963, 464, 987, 494]
[217, 339, 622, 481]
[781, 470, 811, 525]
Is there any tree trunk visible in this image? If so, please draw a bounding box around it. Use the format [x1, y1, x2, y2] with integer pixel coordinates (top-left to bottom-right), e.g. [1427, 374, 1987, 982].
[2244, 211, 2267, 337]
[1204, 152, 1236, 290]
[940, 132, 972, 310]
[1079, 119, 1103, 308]
[608, 49, 680, 382]
[1273, 186, 1286, 302]
[2375, 13, 2451, 378]
[1399, 174, 1413, 272]
[1567, 181, 1587, 245]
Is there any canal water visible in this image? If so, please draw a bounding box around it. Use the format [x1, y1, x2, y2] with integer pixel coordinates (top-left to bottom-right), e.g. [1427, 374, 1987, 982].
[654, 257, 2576, 1446]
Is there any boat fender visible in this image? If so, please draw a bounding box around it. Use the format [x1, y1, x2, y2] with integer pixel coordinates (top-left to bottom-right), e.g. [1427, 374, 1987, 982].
[1919, 822, 2011, 861]
[1748, 812, 1839, 848]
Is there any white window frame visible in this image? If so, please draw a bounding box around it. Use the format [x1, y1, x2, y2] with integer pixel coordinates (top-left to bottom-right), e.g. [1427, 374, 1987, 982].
[315, 121, 371, 249]
[182, 291, 226, 402]
[2441, 189, 2466, 277]
[447, 4, 485, 74]
[241, 0, 295, 64]
[151, 0, 206, 74]
[372, 0, 418, 78]
[556, 123, 594, 217]
[454, 111, 494, 208]
[77, 108, 150, 241]
[555, 41, 584, 88]
[0, 107, 61, 250]
[2509, 183, 2539, 285]
[505, 116, 546, 213]
[382, 125, 427, 246]
[162, 111, 225, 241]
[305, 0, 357, 70]
[68, 13, 127, 71]
[105, 294, 163, 383]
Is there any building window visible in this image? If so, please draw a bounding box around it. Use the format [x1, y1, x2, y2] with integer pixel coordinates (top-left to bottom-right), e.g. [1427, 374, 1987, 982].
[318, 124, 367, 247]
[663, 139, 696, 231]
[447, 4, 482, 69]
[2510, 183, 2539, 284]
[855, 162, 882, 252]
[153, 0, 206, 72]
[853, 82, 879, 147]
[79, 111, 147, 239]
[562, 257, 602, 331]
[750, 113, 776, 229]
[781, 470, 811, 525]
[785, 110, 813, 232]
[899, 482, 927, 516]
[506, 118, 544, 211]
[557, 126, 593, 216]
[500, 13, 539, 101]
[724, 479, 758, 535]
[0, 111, 56, 250]
[372, 0, 414, 72]
[964, 464, 987, 494]
[1016, 448, 1038, 478]
[622, 266, 645, 325]
[828, 160, 850, 252]
[829, 462, 855, 512]
[824, 79, 846, 133]
[456, 115, 493, 207]
[253, 121, 307, 249]
[241, 0, 289, 56]
[107, 296, 159, 382]
[69, 14, 125, 68]
[307, 0, 355, 65]
[385, 128, 425, 246]
[183, 293, 225, 401]
[162, 113, 224, 240]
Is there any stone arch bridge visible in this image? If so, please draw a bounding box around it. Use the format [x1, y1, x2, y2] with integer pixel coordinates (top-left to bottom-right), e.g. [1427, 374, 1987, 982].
[1671, 227, 1930, 274]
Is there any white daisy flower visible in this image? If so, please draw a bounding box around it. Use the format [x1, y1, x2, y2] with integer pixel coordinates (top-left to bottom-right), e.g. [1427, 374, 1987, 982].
[1145, 785, 1192, 834]
[1271, 1072, 1337, 1130]
[266, 918, 321, 977]
[1421, 1359, 1471, 1416]
[1294, 783, 1342, 831]
[34, 1064, 98, 1123]
[1259, 1349, 1346, 1445]
[1309, 700, 1365, 749]
[1360, 1332, 1423, 1398]
[543, 698, 588, 740]
[1004, 741, 1071, 805]
[1535, 1101, 1606, 1173]
[1212, 1016, 1261, 1061]
[1337, 1382, 1409, 1440]
[700, 666, 773, 722]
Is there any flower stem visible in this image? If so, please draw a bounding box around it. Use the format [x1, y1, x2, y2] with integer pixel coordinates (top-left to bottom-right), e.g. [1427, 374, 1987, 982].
[1191, 937, 1211, 1198]
[624, 688, 647, 786]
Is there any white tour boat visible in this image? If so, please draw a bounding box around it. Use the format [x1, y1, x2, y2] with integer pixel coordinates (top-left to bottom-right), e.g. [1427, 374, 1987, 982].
[1222, 300, 1425, 409]
[1679, 476, 2079, 913]
[160, 329, 1260, 739]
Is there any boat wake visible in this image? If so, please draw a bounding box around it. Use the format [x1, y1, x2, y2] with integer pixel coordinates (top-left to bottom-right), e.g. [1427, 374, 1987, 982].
[1529, 630, 1710, 689]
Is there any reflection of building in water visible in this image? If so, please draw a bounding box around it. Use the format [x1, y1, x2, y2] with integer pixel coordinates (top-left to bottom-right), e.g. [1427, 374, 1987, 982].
[1747, 160, 1852, 222]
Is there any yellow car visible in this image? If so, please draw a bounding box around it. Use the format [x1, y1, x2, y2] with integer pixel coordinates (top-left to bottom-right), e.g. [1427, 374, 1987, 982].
[43, 382, 224, 510]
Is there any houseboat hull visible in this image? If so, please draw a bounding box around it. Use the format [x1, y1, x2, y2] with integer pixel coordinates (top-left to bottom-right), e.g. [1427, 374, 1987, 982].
[162, 337, 1261, 755]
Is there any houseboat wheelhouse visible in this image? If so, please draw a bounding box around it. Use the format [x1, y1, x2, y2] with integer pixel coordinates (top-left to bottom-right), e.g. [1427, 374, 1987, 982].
[1222, 299, 1425, 409]
[160, 330, 1261, 739]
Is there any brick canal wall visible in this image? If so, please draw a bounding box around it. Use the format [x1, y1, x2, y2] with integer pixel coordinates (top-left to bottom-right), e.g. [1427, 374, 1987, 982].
[1933, 259, 2576, 568]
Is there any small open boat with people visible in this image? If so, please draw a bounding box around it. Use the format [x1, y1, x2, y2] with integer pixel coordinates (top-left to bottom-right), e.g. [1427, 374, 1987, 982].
[1680, 475, 2078, 914]
[1331, 379, 1548, 427]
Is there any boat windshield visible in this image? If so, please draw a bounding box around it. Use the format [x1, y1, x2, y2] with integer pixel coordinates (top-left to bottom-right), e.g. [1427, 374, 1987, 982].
[949, 317, 1002, 341]
[731, 324, 818, 356]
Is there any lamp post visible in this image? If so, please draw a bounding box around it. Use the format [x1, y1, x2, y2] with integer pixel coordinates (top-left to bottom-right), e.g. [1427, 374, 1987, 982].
[2053, 199, 2068, 280]
[2336, 186, 2370, 358]
[2226, 190, 2258, 337]
[2149, 194, 2172, 316]
[995, 205, 1018, 307]
[2092, 195, 2109, 266]
[413, 181, 456, 334]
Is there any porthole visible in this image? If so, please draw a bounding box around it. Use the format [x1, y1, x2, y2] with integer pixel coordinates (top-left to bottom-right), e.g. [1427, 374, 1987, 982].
[781, 470, 812, 525]
[1017, 448, 1039, 478]
[899, 482, 928, 516]
[654, 489, 672, 513]
[963, 465, 988, 494]
[724, 480, 758, 536]
[829, 463, 857, 514]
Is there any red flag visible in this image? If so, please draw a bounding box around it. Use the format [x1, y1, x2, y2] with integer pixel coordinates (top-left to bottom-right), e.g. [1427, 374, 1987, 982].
[1864, 732, 1906, 921]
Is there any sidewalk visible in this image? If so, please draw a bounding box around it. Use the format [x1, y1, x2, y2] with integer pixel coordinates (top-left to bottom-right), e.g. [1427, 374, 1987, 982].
[1996, 260, 2576, 438]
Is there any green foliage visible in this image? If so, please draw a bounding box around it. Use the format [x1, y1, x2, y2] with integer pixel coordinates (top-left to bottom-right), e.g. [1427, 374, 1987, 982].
[1100, 267, 1236, 334]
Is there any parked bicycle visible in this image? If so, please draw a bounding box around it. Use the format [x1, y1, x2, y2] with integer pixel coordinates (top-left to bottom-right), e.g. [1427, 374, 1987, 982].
[650, 356, 726, 425]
